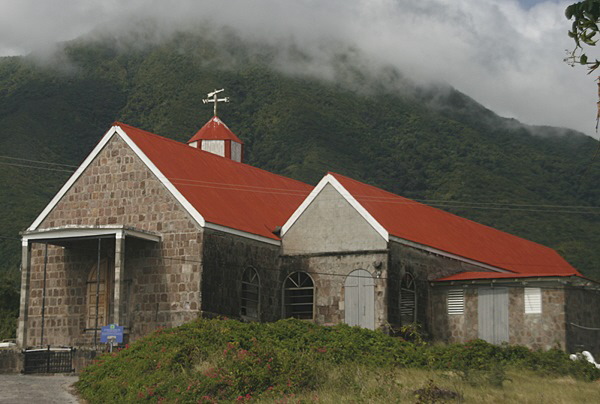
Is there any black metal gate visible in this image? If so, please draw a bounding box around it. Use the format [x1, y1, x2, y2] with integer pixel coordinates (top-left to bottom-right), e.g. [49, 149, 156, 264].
[23, 347, 74, 374]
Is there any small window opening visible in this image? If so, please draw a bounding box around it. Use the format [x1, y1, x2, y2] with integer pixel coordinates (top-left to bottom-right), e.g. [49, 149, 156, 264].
[447, 289, 464, 315]
[241, 267, 260, 320]
[284, 272, 314, 320]
[400, 272, 417, 323]
[524, 287, 542, 314]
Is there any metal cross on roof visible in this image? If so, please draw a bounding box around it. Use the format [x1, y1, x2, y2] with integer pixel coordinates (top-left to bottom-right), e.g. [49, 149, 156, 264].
[202, 88, 230, 116]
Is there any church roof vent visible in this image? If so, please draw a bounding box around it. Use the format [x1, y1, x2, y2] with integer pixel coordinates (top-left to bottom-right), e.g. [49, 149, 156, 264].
[187, 89, 244, 163]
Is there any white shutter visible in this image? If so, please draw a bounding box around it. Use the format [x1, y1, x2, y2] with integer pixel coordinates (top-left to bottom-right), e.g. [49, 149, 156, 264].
[524, 287, 542, 314]
[447, 289, 464, 315]
[201, 140, 225, 157]
[231, 142, 242, 162]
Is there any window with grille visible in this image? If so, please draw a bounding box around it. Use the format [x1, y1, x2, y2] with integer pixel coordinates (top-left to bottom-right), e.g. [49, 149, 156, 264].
[284, 272, 314, 320]
[241, 267, 260, 320]
[524, 287, 542, 314]
[400, 272, 417, 324]
[447, 289, 464, 315]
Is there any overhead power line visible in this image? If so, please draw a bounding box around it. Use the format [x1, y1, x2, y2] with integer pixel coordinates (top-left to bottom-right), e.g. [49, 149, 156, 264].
[0, 156, 599, 214]
[0, 155, 78, 168]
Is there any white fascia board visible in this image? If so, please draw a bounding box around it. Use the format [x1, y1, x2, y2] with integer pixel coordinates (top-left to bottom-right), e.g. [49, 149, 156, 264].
[28, 126, 119, 231]
[24, 228, 120, 242]
[123, 228, 161, 242]
[281, 173, 389, 242]
[204, 222, 281, 246]
[389, 236, 509, 273]
[22, 226, 161, 243]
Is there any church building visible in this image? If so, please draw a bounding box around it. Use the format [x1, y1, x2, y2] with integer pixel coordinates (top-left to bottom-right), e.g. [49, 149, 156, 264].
[17, 92, 600, 359]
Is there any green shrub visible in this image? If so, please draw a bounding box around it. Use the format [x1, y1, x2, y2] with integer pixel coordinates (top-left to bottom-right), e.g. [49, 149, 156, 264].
[76, 319, 600, 402]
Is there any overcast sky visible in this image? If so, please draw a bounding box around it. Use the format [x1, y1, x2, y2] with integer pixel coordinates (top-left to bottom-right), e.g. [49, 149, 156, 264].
[0, 0, 597, 139]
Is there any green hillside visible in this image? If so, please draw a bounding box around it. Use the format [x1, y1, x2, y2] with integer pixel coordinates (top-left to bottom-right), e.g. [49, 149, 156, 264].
[0, 30, 598, 294]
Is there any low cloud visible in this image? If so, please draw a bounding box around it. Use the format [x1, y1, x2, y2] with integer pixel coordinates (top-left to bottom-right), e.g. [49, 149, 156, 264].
[0, 0, 597, 138]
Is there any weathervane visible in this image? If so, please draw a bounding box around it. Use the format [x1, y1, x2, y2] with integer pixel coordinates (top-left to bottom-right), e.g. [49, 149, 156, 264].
[202, 88, 230, 116]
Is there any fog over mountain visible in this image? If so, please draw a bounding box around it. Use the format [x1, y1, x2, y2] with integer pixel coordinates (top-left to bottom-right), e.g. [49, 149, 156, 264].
[0, 0, 597, 139]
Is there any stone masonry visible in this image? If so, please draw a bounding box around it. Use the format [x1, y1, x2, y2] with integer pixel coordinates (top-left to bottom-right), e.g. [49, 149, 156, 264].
[22, 136, 202, 347]
[431, 283, 570, 351]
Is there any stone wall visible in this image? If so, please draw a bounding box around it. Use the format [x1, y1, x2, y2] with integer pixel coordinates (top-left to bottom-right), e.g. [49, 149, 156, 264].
[23, 135, 203, 347]
[201, 229, 282, 322]
[565, 287, 600, 357]
[125, 235, 202, 342]
[431, 283, 568, 351]
[430, 287, 478, 343]
[510, 287, 566, 351]
[389, 242, 483, 335]
[25, 241, 98, 347]
[281, 251, 388, 329]
[0, 349, 22, 373]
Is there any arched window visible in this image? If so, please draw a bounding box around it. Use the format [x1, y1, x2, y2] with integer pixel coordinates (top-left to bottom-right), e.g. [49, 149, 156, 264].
[241, 267, 260, 320]
[283, 272, 314, 320]
[400, 272, 416, 324]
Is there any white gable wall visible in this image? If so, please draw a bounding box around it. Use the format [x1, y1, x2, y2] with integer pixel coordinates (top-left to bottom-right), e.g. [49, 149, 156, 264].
[282, 183, 387, 254]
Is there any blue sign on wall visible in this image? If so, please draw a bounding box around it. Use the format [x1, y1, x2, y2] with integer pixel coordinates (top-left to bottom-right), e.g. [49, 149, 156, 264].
[100, 324, 124, 344]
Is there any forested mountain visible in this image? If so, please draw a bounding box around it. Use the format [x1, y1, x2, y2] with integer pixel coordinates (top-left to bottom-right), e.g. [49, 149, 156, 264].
[0, 30, 598, 299]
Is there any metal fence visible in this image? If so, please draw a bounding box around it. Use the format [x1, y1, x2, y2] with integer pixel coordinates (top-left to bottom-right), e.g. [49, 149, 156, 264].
[23, 346, 74, 374]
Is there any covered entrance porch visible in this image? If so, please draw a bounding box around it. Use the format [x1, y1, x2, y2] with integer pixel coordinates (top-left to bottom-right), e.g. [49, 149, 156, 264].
[17, 226, 160, 348]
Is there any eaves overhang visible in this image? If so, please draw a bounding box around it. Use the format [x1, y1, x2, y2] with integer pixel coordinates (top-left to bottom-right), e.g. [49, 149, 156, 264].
[21, 225, 161, 245]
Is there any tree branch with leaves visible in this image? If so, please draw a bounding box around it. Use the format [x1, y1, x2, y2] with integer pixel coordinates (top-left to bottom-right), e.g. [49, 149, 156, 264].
[566, 1, 600, 129]
[566, 1, 600, 71]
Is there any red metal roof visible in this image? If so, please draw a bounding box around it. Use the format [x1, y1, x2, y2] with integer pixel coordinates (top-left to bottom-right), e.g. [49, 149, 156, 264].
[330, 172, 580, 278]
[116, 122, 310, 240]
[187, 116, 244, 144]
[435, 271, 577, 282]
[111, 122, 579, 278]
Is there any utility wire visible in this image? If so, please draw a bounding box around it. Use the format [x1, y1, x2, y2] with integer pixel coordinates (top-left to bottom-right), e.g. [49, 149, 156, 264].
[0, 161, 75, 173]
[5, 235, 586, 272]
[0, 155, 79, 168]
[1, 157, 599, 214]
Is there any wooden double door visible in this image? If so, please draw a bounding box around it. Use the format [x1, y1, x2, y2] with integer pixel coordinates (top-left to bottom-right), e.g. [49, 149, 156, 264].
[478, 287, 509, 344]
[344, 269, 375, 330]
[86, 258, 114, 330]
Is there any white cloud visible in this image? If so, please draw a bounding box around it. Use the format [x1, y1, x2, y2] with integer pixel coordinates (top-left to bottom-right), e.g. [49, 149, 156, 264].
[0, 0, 597, 138]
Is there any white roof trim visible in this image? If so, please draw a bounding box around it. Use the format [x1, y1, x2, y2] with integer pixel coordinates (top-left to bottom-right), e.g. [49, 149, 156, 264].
[114, 126, 206, 228]
[28, 126, 119, 231]
[27, 125, 207, 232]
[281, 173, 389, 242]
[22, 225, 161, 243]
[389, 236, 510, 273]
[204, 222, 281, 246]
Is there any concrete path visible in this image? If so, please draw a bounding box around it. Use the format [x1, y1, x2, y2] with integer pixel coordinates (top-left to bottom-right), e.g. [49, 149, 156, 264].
[0, 374, 80, 404]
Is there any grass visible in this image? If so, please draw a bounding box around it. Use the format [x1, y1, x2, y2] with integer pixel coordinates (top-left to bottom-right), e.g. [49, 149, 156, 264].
[75, 318, 600, 403]
[289, 367, 600, 403]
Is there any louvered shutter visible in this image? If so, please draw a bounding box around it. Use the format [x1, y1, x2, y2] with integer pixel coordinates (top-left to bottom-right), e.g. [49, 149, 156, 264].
[524, 287, 542, 314]
[447, 289, 464, 315]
